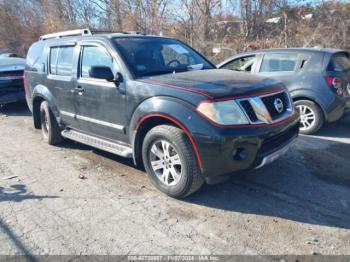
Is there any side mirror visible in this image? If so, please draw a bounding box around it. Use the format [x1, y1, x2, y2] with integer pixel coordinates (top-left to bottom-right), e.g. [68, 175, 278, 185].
[114, 72, 123, 85]
[89, 66, 115, 81]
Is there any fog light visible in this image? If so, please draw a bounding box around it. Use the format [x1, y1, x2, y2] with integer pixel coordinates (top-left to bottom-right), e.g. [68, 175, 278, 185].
[233, 148, 247, 161]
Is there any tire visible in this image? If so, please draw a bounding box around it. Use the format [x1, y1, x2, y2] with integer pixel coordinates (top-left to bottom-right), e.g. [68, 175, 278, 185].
[295, 100, 324, 135]
[40, 101, 63, 145]
[142, 125, 204, 198]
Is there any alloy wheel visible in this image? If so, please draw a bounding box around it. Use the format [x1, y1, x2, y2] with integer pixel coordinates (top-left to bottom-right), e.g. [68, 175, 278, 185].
[297, 104, 316, 131]
[42, 110, 49, 134]
[149, 140, 182, 186]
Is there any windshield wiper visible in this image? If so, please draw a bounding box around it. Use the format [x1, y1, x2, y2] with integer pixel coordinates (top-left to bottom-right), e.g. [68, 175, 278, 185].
[170, 64, 205, 73]
[187, 64, 204, 70]
[141, 69, 174, 77]
[140, 64, 206, 77]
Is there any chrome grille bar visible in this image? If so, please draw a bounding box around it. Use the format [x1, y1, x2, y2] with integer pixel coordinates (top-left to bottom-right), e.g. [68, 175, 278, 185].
[237, 90, 293, 125]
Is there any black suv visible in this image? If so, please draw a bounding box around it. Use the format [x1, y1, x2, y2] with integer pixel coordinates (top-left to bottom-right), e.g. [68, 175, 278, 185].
[0, 57, 26, 105]
[25, 29, 299, 198]
[218, 48, 350, 135]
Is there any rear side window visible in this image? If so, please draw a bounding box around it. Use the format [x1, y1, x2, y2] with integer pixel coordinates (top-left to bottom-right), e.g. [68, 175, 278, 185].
[260, 53, 298, 72]
[50, 46, 75, 76]
[49, 47, 59, 74]
[57, 46, 75, 76]
[328, 53, 350, 72]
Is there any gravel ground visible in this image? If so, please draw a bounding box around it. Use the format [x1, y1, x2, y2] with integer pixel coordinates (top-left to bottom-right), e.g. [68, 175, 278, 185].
[0, 103, 349, 255]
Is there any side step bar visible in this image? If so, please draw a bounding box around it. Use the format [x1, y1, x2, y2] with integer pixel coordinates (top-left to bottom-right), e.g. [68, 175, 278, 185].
[61, 129, 133, 158]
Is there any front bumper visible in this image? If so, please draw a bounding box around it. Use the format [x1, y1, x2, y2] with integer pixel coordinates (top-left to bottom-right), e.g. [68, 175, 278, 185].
[194, 113, 300, 182]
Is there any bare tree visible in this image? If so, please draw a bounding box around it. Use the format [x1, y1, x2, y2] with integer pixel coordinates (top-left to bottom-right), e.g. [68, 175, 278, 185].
[0, 0, 349, 59]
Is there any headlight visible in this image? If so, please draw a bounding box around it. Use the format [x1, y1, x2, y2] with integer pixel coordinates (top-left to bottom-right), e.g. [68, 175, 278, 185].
[196, 100, 249, 125]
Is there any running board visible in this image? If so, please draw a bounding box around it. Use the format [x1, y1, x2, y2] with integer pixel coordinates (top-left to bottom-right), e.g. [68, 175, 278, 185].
[61, 129, 133, 158]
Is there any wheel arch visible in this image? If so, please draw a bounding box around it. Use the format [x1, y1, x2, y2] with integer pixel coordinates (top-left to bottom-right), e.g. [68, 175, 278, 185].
[129, 97, 204, 170]
[133, 114, 202, 170]
[32, 85, 60, 129]
[292, 95, 326, 121]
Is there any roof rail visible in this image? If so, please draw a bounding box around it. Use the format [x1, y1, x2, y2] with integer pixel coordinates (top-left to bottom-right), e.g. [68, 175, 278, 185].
[91, 30, 145, 35]
[39, 28, 92, 41]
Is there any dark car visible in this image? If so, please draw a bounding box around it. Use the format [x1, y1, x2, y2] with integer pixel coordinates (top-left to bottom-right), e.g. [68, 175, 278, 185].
[0, 53, 20, 58]
[218, 48, 350, 134]
[24, 29, 299, 198]
[0, 57, 26, 105]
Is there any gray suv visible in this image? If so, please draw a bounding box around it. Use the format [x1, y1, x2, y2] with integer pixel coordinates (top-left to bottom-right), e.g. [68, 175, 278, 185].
[218, 48, 350, 134]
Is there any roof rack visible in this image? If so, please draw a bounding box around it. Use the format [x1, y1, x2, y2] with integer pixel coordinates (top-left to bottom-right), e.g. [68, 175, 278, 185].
[91, 30, 145, 35]
[39, 28, 92, 41]
[39, 28, 147, 41]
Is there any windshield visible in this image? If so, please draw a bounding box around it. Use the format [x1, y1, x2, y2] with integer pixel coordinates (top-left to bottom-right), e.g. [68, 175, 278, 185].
[112, 37, 214, 78]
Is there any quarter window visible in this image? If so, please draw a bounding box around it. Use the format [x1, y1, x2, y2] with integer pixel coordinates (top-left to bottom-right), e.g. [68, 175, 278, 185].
[260, 53, 298, 72]
[81, 46, 115, 78]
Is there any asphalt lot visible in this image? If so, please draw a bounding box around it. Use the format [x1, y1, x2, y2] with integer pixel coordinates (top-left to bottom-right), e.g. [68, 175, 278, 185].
[0, 102, 349, 255]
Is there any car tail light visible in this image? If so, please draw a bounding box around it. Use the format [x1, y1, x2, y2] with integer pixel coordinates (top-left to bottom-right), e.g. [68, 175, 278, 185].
[326, 76, 343, 96]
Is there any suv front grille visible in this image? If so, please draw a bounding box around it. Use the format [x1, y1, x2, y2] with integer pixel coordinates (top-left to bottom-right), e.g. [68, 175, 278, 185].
[0, 70, 24, 78]
[261, 92, 289, 120]
[260, 124, 299, 156]
[238, 90, 292, 124]
[240, 100, 258, 122]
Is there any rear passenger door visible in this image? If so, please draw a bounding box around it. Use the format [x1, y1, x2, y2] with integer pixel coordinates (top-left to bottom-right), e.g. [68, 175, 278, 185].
[75, 42, 127, 142]
[46, 44, 80, 128]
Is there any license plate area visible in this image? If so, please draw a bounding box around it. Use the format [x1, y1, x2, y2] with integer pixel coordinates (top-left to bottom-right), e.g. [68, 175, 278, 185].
[255, 144, 290, 169]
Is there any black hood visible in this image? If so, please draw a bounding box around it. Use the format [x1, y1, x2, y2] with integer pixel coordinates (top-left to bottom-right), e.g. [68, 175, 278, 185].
[142, 69, 284, 99]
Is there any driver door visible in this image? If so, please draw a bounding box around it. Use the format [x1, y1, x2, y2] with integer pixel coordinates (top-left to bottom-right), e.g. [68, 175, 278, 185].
[75, 42, 127, 142]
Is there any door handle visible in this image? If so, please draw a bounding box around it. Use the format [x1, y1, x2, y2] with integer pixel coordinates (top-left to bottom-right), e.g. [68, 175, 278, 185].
[75, 86, 84, 91]
[75, 86, 85, 95]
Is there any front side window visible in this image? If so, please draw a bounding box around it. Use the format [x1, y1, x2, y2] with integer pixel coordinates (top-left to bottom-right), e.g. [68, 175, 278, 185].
[260, 53, 298, 72]
[221, 56, 256, 72]
[112, 37, 214, 77]
[81, 45, 115, 78]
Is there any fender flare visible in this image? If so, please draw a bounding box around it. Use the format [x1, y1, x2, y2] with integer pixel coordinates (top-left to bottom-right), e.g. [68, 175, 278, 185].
[129, 96, 205, 169]
[289, 89, 330, 121]
[32, 85, 61, 126]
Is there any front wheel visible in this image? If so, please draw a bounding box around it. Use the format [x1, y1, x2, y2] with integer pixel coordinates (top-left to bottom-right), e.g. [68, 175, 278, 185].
[295, 100, 324, 135]
[142, 125, 204, 198]
[40, 101, 63, 145]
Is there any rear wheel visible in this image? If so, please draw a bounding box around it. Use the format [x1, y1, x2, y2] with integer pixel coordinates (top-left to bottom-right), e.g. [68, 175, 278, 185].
[142, 125, 204, 198]
[40, 101, 63, 145]
[295, 100, 324, 135]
